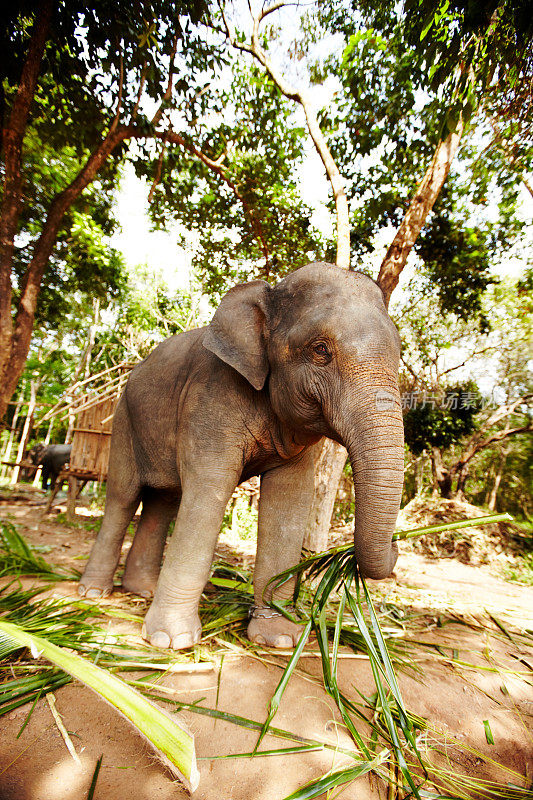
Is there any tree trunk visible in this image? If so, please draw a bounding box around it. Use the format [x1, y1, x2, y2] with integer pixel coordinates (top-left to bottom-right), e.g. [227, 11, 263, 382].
[377, 120, 464, 306]
[0, 1, 53, 401]
[303, 439, 347, 552]
[487, 448, 508, 511]
[0, 126, 131, 423]
[240, 7, 353, 550]
[453, 465, 468, 501]
[431, 447, 453, 498]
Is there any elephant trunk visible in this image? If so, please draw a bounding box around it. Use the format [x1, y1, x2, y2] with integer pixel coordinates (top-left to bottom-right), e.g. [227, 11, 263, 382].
[343, 364, 404, 579]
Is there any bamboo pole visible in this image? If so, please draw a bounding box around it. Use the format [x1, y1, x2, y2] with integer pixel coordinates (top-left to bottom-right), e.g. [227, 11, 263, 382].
[33, 417, 53, 487]
[11, 378, 38, 484]
[39, 361, 132, 423]
[1, 380, 25, 478]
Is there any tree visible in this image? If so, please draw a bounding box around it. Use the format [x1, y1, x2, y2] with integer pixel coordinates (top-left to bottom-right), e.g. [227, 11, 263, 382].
[398, 272, 532, 501]
[377, 0, 533, 301]
[137, 62, 324, 300]
[311, 0, 531, 305]
[0, 0, 226, 422]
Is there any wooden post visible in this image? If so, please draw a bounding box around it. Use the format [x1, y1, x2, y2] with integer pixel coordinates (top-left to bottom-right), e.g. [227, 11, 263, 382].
[66, 474, 77, 521]
[11, 379, 37, 484]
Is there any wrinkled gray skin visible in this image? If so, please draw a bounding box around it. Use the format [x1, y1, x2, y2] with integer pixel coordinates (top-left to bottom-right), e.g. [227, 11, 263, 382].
[79, 263, 404, 650]
[29, 443, 72, 491]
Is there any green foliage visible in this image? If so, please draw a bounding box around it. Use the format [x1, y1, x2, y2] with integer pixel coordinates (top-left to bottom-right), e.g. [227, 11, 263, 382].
[403, 382, 481, 455]
[221, 496, 258, 542]
[138, 63, 324, 300]
[0, 520, 79, 581]
[415, 206, 494, 325]
[314, 0, 531, 312]
[8, 123, 126, 330]
[502, 540, 533, 585]
[402, 0, 533, 127]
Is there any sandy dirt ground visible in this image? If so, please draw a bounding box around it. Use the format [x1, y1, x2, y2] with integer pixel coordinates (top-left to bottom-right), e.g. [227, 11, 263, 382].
[0, 491, 532, 800]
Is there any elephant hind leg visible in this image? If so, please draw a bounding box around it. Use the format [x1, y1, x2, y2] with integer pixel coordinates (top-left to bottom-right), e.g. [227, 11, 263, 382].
[122, 487, 180, 599]
[79, 398, 142, 598]
[79, 491, 141, 598]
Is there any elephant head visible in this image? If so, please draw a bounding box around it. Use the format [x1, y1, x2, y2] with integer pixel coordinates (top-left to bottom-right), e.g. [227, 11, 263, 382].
[28, 443, 47, 465]
[203, 262, 404, 579]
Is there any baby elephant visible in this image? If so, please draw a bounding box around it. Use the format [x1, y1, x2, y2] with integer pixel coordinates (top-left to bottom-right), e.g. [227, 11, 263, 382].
[79, 262, 404, 650]
[28, 443, 72, 491]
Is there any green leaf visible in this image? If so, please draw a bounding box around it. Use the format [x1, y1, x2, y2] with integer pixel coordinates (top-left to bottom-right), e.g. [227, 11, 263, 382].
[253, 619, 312, 753]
[0, 620, 199, 791]
[483, 719, 495, 745]
[281, 750, 389, 800]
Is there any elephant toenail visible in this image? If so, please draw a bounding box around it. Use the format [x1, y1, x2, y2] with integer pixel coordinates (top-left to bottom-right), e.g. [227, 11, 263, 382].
[171, 632, 196, 650]
[253, 635, 266, 645]
[273, 635, 293, 649]
[86, 588, 103, 599]
[150, 631, 171, 648]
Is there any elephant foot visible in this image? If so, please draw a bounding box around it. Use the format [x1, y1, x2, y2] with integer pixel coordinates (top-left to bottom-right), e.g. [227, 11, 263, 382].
[121, 569, 158, 599]
[142, 603, 202, 650]
[78, 573, 114, 599]
[247, 606, 303, 649]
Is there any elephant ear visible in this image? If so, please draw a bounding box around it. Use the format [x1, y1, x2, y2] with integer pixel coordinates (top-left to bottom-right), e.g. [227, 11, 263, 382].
[203, 280, 271, 390]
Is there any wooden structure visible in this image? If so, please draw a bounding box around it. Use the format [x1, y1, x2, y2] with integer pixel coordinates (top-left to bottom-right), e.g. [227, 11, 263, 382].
[49, 393, 122, 517]
[69, 395, 119, 482]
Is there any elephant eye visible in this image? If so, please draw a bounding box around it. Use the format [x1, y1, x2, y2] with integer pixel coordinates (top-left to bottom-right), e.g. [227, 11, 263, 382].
[313, 341, 331, 358]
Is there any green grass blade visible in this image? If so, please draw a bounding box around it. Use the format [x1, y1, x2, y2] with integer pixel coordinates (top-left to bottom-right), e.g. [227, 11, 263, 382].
[253, 618, 312, 754]
[281, 749, 389, 800]
[16, 686, 43, 738]
[86, 755, 103, 800]
[345, 581, 423, 798]
[0, 620, 199, 791]
[0, 670, 71, 715]
[0, 522, 79, 581]
[393, 513, 513, 541]
[203, 744, 324, 760]
[483, 720, 495, 745]
[137, 694, 358, 759]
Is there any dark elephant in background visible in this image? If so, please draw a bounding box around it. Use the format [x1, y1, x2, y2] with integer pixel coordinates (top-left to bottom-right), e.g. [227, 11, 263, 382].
[29, 443, 72, 491]
[79, 262, 404, 650]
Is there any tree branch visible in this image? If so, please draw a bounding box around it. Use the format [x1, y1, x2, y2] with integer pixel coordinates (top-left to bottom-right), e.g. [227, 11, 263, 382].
[147, 133, 169, 203]
[109, 45, 124, 134]
[219, 0, 350, 269]
[449, 394, 532, 474]
[159, 128, 271, 270]
[452, 423, 532, 473]
[151, 31, 180, 128]
[377, 118, 464, 305]
[131, 60, 148, 120]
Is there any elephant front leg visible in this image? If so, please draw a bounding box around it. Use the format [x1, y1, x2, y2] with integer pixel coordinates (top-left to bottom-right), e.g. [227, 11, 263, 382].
[142, 471, 238, 650]
[249, 443, 322, 649]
